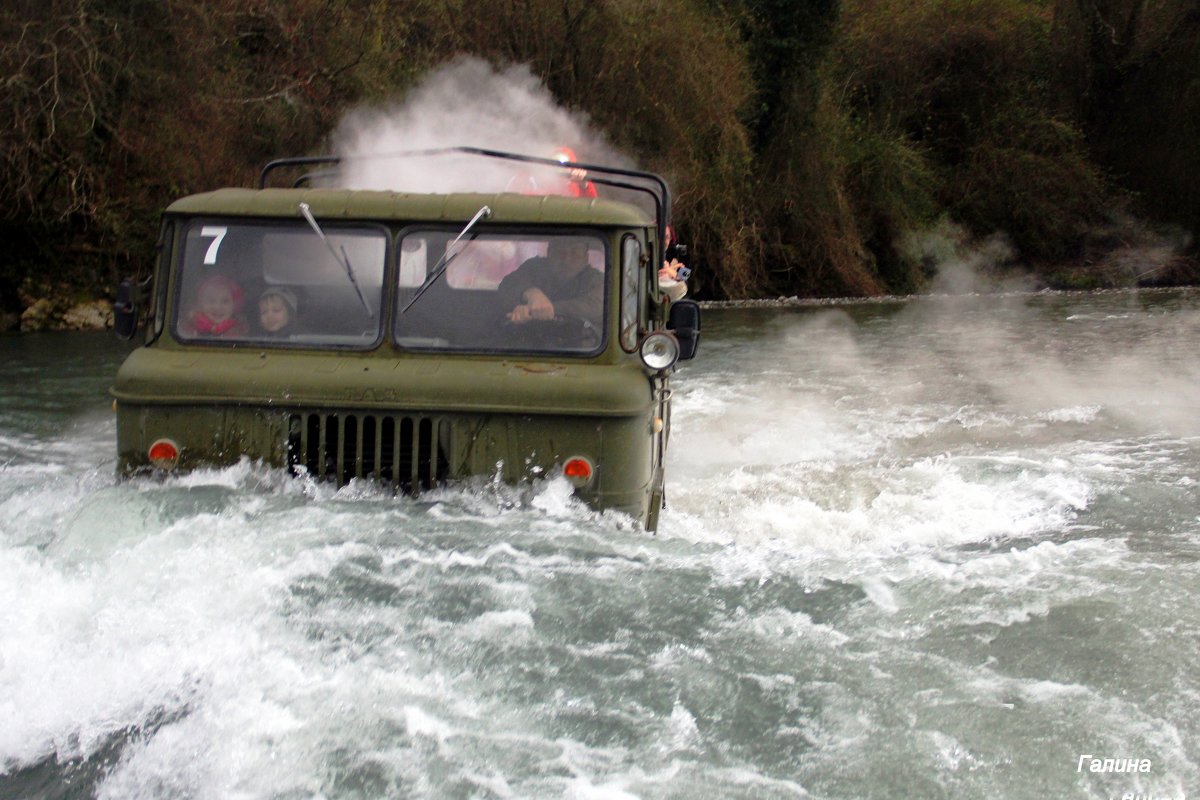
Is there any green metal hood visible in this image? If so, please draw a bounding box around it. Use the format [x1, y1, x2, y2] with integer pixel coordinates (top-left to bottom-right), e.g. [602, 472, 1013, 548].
[111, 347, 653, 417]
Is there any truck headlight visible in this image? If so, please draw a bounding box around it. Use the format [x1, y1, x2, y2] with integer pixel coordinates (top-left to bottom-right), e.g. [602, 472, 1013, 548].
[639, 331, 680, 372]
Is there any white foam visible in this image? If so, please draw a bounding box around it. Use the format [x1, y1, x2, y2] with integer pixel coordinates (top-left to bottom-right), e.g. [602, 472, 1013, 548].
[732, 608, 851, 649]
[660, 701, 701, 754]
[662, 451, 1092, 552]
[461, 609, 535, 639]
[4, 296, 1200, 797]
[1038, 405, 1102, 423]
[531, 476, 590, 517]
[404, 705, 455, 743]
[858, 576, 901, 614]
[565, 777, 643, 800]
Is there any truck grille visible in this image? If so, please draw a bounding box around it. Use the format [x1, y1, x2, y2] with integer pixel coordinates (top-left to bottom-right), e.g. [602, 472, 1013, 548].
[286, 412, 451, 490]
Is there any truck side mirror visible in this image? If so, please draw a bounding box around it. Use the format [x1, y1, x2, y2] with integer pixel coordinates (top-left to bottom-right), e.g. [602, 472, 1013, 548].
[667, 299, 701, 360]
[113, 279, 140, 340]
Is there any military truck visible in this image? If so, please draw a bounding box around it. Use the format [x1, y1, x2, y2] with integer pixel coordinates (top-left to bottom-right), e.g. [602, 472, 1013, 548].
[111, 148, 700, 530]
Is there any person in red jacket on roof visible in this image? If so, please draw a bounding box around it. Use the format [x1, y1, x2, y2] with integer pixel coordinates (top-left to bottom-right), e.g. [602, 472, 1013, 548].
[551, 147, 598, 198]
[505, 146, 599, 198]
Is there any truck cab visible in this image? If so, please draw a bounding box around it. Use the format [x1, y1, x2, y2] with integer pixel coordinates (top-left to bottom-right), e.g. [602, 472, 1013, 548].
[112, 149, 699, 530]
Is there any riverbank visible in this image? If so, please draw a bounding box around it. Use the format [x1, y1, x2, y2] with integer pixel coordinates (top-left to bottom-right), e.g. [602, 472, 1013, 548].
[700, 283, 1199, 312]
[5, 249, 1195, 334]
[1, 294, 115, 334]
[6, 3, 1198, 311]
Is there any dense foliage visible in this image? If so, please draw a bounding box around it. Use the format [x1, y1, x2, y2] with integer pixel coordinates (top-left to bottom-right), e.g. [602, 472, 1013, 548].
[1, 0, 1197, 313]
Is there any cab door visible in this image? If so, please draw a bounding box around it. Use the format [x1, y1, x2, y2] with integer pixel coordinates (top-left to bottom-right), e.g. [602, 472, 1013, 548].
[620, 232, 670, 528]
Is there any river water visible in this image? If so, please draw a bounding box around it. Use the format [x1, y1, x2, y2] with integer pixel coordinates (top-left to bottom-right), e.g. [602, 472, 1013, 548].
[1, 289, 1197, 800]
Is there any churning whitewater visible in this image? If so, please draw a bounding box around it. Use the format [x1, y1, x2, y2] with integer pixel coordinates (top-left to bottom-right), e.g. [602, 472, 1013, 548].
[1, 289, 1198, 799]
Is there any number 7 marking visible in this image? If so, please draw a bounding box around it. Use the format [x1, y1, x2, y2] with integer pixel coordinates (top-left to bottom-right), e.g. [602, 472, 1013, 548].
[201, 226, 228, 264]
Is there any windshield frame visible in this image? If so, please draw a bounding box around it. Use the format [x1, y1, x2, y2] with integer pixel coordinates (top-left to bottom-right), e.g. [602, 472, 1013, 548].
[169, 217, 391, 351]
[392, 224, 611, 359]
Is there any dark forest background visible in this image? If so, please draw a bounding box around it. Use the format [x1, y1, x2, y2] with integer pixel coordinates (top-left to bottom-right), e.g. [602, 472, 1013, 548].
[2, 0, 1198, 318]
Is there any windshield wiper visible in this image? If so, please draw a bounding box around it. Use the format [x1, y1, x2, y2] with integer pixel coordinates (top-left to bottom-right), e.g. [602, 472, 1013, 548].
[401, 205, 492, 314]
[299, 202, 374, 318]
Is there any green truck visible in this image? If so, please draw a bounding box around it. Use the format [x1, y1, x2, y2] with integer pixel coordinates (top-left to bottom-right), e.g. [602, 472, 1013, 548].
[111, 148, 699, 530]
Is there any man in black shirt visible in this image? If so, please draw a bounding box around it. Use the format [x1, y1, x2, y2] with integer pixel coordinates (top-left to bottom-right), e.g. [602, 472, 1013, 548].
[497, 238, 603, 330]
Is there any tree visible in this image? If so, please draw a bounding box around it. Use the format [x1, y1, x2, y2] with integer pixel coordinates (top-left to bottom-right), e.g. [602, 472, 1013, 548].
[1054, 0, 1200, 240]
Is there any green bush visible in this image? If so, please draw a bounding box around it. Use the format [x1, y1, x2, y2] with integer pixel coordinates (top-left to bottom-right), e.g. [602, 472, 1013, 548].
[0, 0, 1191, 307]
[832, 0, 1113, 268]
[1051, 0, 1200, 248]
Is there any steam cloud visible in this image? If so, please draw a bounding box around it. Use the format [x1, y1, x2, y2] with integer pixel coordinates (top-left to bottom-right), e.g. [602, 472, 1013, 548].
[903, 215, 1194, 295]
[331, 57, 629, 193]
[900, 218, 1030, 296]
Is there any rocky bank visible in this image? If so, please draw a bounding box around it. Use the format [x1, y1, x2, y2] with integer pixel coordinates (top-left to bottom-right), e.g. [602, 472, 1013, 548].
[5, 296, 114, 333]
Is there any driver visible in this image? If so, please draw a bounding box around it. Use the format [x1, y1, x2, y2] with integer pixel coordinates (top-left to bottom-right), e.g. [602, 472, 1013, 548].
[497, 238, 603, 330]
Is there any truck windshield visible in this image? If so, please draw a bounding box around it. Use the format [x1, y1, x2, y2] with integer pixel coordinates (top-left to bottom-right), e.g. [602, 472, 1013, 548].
[173, 220, 386, 346]
[395, 230, 607, 355]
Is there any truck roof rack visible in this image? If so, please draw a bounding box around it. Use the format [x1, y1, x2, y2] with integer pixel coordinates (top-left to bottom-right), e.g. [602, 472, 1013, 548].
[258, 146, 672, 245]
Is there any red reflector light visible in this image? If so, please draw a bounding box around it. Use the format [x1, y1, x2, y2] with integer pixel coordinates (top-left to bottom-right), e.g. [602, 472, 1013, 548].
[148, 439, 180, 469]
[562, 457, 594, 487]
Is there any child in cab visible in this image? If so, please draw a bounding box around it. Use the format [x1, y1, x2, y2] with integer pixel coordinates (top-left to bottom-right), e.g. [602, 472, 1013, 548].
[181, 274, 248, 337]
[257, 286, 297, 336]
